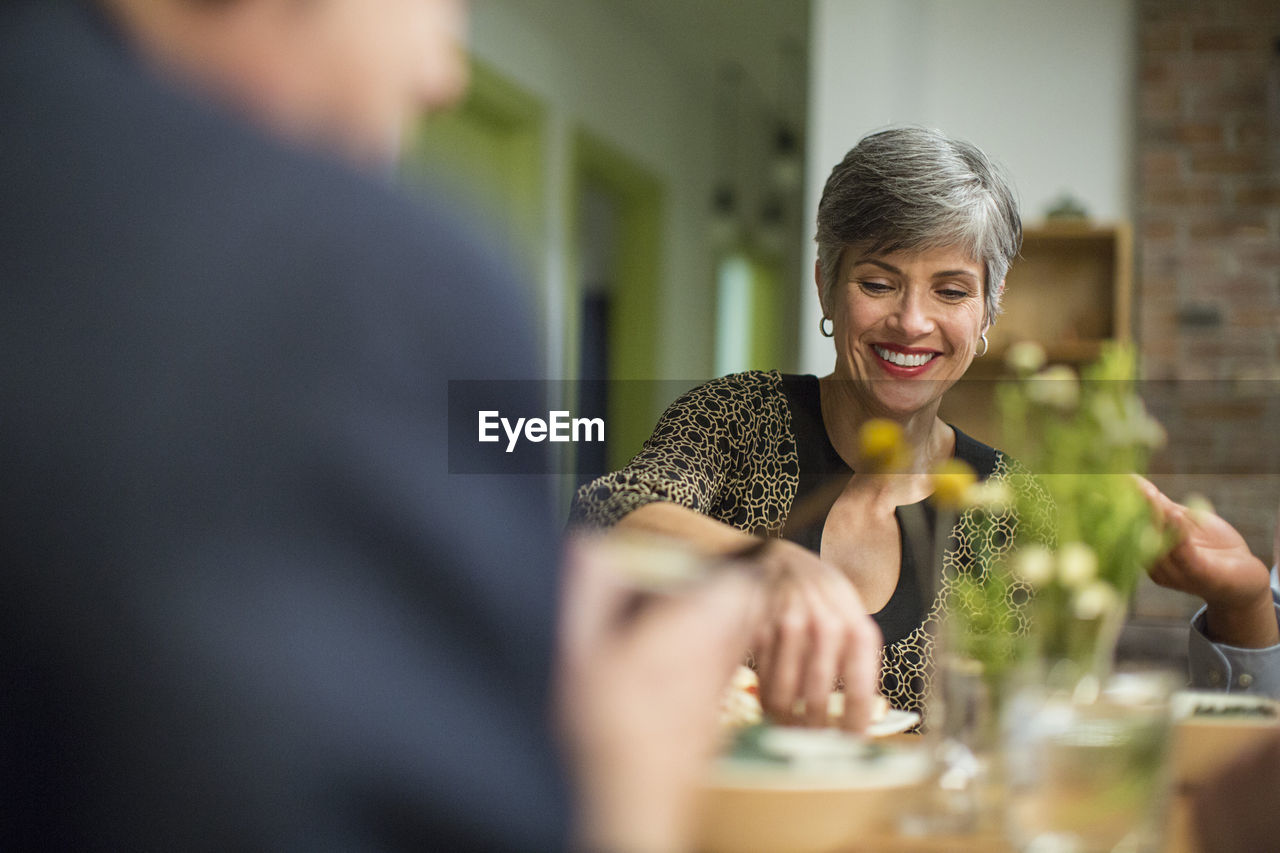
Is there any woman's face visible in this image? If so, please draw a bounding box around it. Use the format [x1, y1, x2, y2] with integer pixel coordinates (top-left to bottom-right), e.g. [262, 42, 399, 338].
[826, 244, 989, 420]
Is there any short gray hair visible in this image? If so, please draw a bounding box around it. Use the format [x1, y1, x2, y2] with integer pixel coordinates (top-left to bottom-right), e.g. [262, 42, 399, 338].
[815, 127, 1021, 326]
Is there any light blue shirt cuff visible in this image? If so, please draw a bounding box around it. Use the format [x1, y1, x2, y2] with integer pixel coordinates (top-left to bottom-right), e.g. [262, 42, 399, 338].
[1187, 587, 1280, 697]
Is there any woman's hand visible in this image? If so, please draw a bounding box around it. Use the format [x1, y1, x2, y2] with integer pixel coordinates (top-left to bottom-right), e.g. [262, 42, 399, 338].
[750, 539, 884, 732]
[556, 536, 765, 853]
[612, 502, 885, 731]
[1136, 476, 1279, 648]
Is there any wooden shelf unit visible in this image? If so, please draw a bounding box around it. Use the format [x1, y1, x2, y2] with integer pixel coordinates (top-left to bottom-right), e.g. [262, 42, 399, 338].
[990, 221, 1132, 368]
[940, 221, 1134, 440]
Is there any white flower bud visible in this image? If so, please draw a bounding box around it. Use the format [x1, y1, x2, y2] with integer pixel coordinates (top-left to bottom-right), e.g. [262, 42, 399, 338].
[1184, 493, 1216, 519]
[1026, 365, 1080, 410]
[1073, 580, 1120, 620]
[1006, 341, 1047, 375]
[1056, 542, 1098, 589]
[1092, 395, 1167, 450]
[1136, 415, 1166, 450]
[1013, 545, 1055, 587]
[964, 480, 1014, 511]
[1090, 396, 1127, 445]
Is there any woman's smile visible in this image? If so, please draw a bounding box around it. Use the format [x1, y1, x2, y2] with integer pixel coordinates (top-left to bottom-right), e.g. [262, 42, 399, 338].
[871, 343, 939, 373]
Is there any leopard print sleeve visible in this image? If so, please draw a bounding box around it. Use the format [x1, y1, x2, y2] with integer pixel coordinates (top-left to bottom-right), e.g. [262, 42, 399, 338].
[568, 371, 797, 535]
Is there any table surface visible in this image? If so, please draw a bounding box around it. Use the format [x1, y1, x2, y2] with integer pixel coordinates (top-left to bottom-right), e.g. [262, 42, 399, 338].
[810, 795, 1201, 853]
[698, 716, 1280, 853]
[843, 733, 1203, 853]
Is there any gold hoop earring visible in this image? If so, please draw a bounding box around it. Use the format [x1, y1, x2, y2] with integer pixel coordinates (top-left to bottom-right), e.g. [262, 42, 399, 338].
[820, 317, 834, 338]
[976, 333, 989, 357]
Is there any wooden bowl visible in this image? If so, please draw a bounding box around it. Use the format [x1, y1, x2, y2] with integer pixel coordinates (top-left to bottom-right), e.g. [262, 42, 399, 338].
[694, 730, 930, 853]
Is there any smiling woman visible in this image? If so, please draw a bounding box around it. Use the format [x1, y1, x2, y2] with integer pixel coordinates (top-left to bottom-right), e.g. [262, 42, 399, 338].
[570, 127, 1044, 727]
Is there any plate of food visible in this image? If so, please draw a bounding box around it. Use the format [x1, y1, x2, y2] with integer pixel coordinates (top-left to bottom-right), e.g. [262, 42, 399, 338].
[721, 665, 920, 736]
[869, 707, 921, 737]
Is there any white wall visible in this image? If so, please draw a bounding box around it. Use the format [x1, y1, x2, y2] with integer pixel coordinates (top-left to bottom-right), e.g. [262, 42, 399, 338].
[800, 0, 1136, 374]
[468, 0, 719, 380]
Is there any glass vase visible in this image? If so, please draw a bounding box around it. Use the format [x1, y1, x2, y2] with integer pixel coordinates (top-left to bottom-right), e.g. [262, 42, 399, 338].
[899, 618, 1008, 837]
[1001, 668, 1177, 853]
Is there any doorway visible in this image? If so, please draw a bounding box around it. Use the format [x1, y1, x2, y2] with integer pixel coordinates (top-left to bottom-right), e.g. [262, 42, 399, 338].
[569, 130, 664, 476]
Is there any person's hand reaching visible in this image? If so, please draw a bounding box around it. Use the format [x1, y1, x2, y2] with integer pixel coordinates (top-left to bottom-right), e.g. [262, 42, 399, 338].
[1136, 476, 1278, 649]
[749, 538, 884, 732]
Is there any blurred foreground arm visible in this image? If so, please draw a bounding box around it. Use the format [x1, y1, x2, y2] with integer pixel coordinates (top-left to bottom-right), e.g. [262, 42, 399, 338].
[557, 536, 764, 853]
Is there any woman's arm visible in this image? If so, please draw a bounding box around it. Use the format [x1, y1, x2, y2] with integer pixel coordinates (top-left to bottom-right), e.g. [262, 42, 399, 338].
[615, 501, 759, 552]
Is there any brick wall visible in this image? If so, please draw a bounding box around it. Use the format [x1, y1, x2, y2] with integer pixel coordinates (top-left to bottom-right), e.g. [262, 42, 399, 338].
[1135, 0, 1280, 619]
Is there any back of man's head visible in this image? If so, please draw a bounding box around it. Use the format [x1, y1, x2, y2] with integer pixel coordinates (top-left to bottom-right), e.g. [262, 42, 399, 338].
[98, 0, 469, 165]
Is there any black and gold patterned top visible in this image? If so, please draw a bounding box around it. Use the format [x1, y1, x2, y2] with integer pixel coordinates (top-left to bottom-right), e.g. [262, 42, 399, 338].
[571, 370, 1038, 719]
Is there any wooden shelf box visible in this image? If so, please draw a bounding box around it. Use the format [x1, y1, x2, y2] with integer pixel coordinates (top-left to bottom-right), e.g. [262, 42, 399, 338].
[940, 221, 1134, 440]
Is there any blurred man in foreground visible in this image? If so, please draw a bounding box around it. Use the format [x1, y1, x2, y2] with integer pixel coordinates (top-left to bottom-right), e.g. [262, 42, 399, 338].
[0, 1, 765, 849]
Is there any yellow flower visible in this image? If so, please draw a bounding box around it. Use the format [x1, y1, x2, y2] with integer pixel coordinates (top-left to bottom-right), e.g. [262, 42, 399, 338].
[1005, 340, 1047, 375]
[1056, 542, 1098, 589]
[1012, 545, 1055, 587]
[858, 418, 908, 473]
[931, 458, 977, 510]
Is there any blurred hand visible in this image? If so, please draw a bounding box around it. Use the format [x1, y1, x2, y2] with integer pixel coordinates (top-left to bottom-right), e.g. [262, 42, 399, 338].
[749, 539, 883, 732]
[556, 535, 764, 853]
[1136, 475, 1278, 648]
